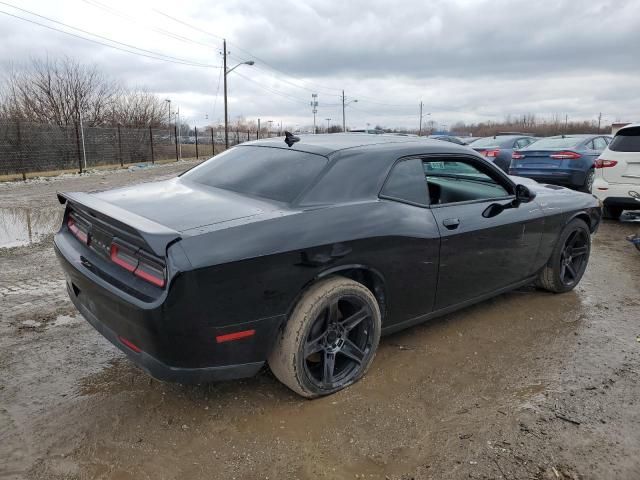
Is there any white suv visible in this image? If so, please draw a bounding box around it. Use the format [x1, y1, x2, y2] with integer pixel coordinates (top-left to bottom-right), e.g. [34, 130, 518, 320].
[593, 123, 640, 219]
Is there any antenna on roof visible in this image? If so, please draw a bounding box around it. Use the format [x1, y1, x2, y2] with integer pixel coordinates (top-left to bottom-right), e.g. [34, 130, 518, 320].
[284, 131, 300, 147]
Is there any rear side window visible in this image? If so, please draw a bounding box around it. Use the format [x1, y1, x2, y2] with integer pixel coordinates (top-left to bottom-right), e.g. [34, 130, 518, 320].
[609, 127, 640, 152]
[593, 137, 608, 150]
[181, 146, 328, 203]
[381, 158, 429, 206]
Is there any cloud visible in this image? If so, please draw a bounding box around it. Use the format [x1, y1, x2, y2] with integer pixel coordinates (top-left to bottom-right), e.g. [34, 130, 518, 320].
[0, 0, 638, 129]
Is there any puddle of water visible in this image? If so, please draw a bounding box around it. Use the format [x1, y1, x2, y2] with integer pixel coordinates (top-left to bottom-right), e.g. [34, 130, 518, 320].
[0, 206, 64, 248]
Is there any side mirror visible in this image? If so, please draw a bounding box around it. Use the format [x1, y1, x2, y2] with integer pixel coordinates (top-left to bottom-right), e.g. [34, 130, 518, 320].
[515, 184, 536, 204]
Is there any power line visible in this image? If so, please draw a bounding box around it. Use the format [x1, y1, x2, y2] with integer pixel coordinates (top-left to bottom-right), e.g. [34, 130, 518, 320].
[0, 2, 220, 68]
[83, 0, 213, 49]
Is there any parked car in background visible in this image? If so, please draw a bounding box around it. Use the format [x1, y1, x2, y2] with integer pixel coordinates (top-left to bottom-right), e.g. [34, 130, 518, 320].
[510, 134, 611, 193]
[429, 135, 468, 145]
[461, 136, 482, 145]
[471, 135, 537, 172]
[592, 123, 640, 219]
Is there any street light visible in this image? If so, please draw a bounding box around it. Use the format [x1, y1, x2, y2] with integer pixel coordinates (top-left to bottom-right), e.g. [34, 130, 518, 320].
[223, 38, 254, 149]
[325, 118, 331, 133]
[418, 102, 431, 136]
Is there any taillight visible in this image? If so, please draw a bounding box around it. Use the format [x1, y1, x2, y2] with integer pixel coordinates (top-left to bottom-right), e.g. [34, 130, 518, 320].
[594, 159, 618, 168]
[110, 242, 166, 287]
[512, 152, 525, 160]
[485, 149, 500, 158]
[67, 216, 88, 244]
[110, 243, 137, 272]
[550, 151, 581, 160]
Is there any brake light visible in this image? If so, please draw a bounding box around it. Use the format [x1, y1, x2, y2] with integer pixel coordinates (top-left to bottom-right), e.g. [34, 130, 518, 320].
[594, 159, 618, 168]
[484, 149, 500, 158]
[110, 242, 166, 287]
[512, 152, 525, 160]
[550, 151, 582, 160]
[67, 217, 88, 244]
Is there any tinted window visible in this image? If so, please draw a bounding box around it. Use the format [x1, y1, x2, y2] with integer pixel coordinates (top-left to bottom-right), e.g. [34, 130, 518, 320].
[527, 136, 582, 149]
[609, 127, 640, 152]
[381, 158, 429, 205]
[182, 146, 327, 203]
[424, 159, 509, 204]
[515, 138, 531, 149]
[593, 137, 608, 150]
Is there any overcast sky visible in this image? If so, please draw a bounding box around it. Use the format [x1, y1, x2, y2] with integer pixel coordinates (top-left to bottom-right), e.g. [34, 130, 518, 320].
[0, 0, 638, 131]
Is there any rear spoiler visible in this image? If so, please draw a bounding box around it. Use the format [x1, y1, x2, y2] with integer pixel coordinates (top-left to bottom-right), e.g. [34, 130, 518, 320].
[57, 191, 181, 256]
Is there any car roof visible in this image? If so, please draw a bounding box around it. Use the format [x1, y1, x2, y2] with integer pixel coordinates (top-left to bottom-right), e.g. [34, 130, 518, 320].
[241, 133, 463, 156]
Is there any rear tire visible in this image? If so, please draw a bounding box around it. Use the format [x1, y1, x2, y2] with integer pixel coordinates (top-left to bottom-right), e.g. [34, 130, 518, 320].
[536, 218, 591, 293]
[268, 277, 381, 398]
[579, 169, 595, 193]
[603, 206, 623, 220]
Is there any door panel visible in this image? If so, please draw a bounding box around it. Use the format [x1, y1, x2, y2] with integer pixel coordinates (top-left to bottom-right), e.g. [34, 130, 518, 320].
[431, 200, 544, 310]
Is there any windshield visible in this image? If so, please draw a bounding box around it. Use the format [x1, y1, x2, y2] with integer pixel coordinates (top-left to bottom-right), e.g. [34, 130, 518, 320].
[181, 146, 328, 203]
[526, 136, 582, 149]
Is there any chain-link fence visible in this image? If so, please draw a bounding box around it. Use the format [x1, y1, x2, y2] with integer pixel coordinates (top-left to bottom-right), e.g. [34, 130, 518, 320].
[0, 121, 263, 178]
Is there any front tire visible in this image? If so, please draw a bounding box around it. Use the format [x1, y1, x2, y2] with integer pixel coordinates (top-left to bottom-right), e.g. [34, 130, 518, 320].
[268, 277, 381, 398]
[536, 218, 591, 293]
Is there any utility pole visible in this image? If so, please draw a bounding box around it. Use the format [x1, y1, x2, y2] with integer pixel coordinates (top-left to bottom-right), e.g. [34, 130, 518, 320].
[311, 93, 318, 134]
[597, 112, 602, 133]
[223, 39, 229, 149]
[419, 101, 423, 136]
[341, 91, 357, 132]
[325, 118, 331, 133]
[257, 118, 260, 139]
[565, 114, 569, 133]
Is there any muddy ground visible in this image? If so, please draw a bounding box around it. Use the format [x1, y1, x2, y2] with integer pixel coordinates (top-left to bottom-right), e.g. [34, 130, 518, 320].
[1, 163, 639, 480]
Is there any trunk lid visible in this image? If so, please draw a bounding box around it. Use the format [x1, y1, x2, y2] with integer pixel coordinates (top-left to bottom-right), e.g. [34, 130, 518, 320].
[511, 149, 574, 169]
[93, 178, 275, 233]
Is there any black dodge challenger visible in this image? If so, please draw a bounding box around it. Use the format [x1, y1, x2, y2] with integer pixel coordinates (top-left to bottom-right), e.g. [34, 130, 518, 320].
[54, 134, 601, 397]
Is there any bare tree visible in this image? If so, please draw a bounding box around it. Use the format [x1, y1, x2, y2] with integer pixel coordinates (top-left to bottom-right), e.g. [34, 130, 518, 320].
[0, 56, 170, 129]
[109, 90, 168, 128]
[0, 56, 121, 126]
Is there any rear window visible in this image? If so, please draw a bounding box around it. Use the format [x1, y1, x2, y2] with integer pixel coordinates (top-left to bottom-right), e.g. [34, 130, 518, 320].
[609, 127, 640, 152]
[471, 137, 501, 148]
[181, 146, 328, 203]
[526, 136, 582, 149]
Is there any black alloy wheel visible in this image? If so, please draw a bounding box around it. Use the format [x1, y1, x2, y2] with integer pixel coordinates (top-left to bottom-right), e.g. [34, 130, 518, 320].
[268, 277, 382, 398]
[559, 229, 590, 287]
[303, 296, 375, 389]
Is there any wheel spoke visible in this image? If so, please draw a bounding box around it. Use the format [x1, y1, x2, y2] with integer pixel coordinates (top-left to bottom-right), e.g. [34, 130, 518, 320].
[340, 339, 365, 364]
[572, 246, 588, 257]
[566, 231, 578, 249]
[339, 307, 369, 331]
[566, 262, 577, 280]
[560, 263, 567, 282]
[304, 333, 325, 358]
[322, 352, 336, 384]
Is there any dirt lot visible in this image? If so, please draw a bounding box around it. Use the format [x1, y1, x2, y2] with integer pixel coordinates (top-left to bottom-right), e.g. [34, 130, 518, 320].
[1, 163, 639, 480]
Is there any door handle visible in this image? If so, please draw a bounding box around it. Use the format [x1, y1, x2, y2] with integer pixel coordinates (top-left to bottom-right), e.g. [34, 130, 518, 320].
[442, 218, 460, 230]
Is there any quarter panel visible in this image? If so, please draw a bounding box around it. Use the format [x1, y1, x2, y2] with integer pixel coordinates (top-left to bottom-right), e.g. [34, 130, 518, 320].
[175, 201, 441, 331]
